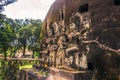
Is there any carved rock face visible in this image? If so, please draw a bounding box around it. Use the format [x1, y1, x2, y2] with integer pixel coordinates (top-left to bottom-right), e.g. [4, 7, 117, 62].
[39, 1, 120, 80]
[41, 13, 90, 70]
[70, 23, 76, 31]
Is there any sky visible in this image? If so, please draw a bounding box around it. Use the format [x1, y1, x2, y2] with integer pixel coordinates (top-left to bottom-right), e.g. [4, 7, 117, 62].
[2, 0, 55, 20]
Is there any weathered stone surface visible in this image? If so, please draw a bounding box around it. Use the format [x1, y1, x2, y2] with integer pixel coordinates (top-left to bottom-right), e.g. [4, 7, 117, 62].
[40, 0, 120, 80]
[19, 66, 92, 80]
[48, 67, 92, 80]
[41, 0, 120, 67]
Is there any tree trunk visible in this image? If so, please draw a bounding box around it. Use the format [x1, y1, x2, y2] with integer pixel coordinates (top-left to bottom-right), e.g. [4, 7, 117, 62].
[32, 51, 35, 58]
[4, 48, 7, 61]
[3, 44, 7, 61]
[23, 45, 26, 56]
[12, 46, 17, 57]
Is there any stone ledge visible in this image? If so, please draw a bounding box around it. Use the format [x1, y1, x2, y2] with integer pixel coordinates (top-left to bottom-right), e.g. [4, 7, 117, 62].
[48, 67, 92, 80]
[19, 66, 92, 80]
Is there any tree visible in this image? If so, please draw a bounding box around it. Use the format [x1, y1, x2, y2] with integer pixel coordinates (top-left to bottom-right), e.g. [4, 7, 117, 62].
[0, 0, 17, 12]
[6, 18, 20, 57]
[16, 19, 42, 57]
[0, 14, 13, 60]
[18, 24, 32, 56]
[28, 19, 42, 58]
[0, 0, 17, 60]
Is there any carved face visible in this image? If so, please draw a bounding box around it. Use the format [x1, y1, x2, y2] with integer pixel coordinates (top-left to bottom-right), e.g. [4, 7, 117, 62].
[70, 23, 76, 31]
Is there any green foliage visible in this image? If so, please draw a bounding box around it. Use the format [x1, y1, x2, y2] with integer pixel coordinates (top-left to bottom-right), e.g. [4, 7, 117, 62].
[0, 13, 42, 58]
[0, 60, 40, 80]
[27, 19, 42, 57]
[0, 0, 17, 12]
[0, 14, 14, 60]
[15, 19, 42, 56]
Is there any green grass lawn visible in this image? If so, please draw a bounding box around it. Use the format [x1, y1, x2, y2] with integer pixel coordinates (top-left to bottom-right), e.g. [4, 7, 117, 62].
[19, 64, 32, 70]
[0, 60, 33, 70]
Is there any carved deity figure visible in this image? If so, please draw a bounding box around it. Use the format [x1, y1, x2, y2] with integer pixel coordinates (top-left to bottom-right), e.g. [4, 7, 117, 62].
[65, 15, 89, 70]
[56, 32, 68, 68]
[68, 23, 80, 47]
[46, 22, 57, 67]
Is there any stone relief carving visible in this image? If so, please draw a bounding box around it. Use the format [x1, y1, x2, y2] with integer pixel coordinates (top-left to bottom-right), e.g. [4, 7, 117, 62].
[41, 12, 91, 70]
